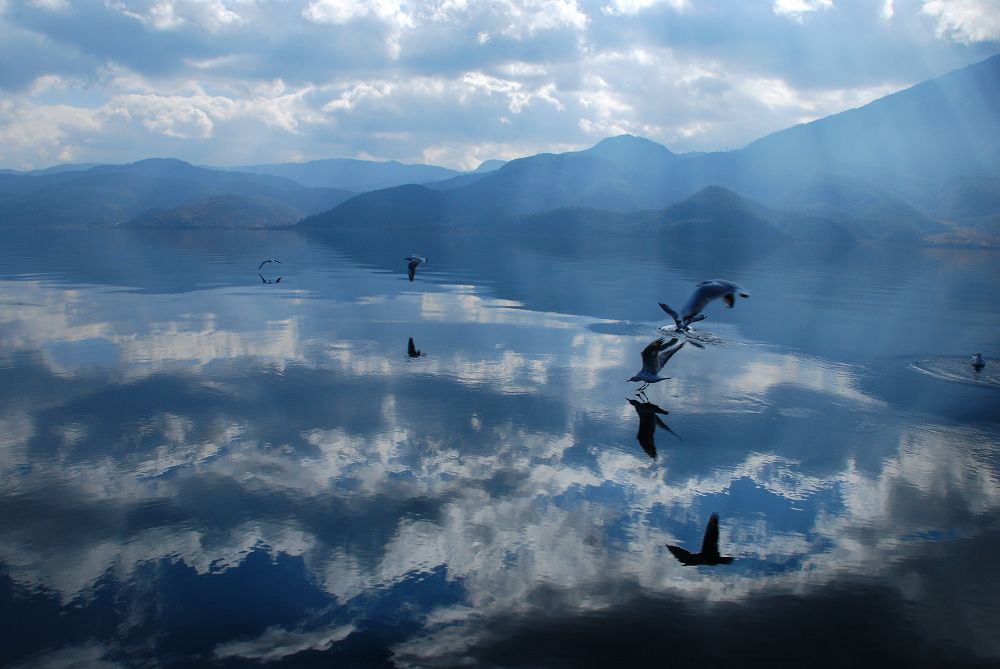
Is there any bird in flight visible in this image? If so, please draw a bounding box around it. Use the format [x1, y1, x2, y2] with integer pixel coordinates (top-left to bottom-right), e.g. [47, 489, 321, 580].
[258, 259, 282, 270]
[660, 279, 750, 332]
[628, 337, 685, 397]
[406, 255, 427, 282]
[666, 513, 734, 566]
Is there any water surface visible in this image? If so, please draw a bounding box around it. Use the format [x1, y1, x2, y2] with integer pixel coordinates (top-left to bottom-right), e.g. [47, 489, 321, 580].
[1, 229, 998, 667]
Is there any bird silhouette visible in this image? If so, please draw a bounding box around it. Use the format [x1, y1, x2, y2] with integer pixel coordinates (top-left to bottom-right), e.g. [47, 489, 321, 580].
[660, 279, 750, 332]
[407, 337, 423, 358]
[406, 255, 427, 282]
[666, 513, 734, 566]
[258, 259, 282, 270]
[627, 398, 679, 458]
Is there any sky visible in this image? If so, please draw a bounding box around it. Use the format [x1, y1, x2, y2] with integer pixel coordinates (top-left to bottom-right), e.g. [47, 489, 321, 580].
[0, 0, 998, 171]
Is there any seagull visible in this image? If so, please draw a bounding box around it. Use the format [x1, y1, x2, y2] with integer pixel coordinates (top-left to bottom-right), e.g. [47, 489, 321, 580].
[972, 352, 985, 371]
[628, 337, 685, 396]
[660, 279, 750, 332]
[666, 513, 734, 566]
[407, 337, 423, 358]
[406, 255, 427, 282]
[258, 273, 283, 284]
[258, 259, 282, 270]
[627, 398, 679, 459]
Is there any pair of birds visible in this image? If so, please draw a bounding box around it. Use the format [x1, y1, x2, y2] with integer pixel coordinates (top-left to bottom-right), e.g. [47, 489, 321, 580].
[629, 280, 750, 392]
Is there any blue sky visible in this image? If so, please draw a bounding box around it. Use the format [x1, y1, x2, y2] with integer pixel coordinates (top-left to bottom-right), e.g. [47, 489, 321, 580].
[0, 0, 997, 170]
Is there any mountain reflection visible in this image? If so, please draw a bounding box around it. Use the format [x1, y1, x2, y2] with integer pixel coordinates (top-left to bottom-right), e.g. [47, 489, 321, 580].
[2, 230, 999, 667]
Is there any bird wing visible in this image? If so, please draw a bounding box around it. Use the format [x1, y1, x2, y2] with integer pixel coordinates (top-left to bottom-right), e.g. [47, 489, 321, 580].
[408, 262, 416, 281]
[655, 340, 685, 372]
[659, 302, 681, 329]
[408, 338, 418, 357]
[640, 338, 670, 375]
[666, 545, 695, 565]
[700, 513, 721, 557]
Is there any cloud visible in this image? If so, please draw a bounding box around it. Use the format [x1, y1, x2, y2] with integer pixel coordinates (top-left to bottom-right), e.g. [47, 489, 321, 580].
[922, 0, 1000, 43]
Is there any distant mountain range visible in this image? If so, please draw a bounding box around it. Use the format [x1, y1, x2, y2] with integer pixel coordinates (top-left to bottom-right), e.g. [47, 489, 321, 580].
[2, 53, 998, 244]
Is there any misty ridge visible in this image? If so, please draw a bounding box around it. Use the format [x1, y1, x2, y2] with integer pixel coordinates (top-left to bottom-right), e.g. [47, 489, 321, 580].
[1, 53, 998, 247]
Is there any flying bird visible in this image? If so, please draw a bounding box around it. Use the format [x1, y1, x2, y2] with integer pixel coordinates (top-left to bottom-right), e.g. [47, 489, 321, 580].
[407, 337, 423, 358]
[258, 273, 283, 284]
[666, 513, 734, 566]
[627, 398, 679, 458]
[972, 352, 985, 371]
[628, 337, 685, 395]
[258, 259, 282, 270]
[660, 279, 750, 332]
[406, 255, 427, 282]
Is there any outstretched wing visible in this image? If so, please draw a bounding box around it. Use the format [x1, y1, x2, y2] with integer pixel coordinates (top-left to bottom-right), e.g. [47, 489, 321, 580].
[666, 545, 695, 565]
[656, 339, 685, 371]
[659, 303, 681, 328]
[408, 261, 417, 282]
[700, 513, 721, 557]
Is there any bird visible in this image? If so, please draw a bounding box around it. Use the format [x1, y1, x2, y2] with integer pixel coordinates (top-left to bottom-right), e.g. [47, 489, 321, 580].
[258, 259, 282, 270]
[972, 352, 985, 371]
[406, 255, 427, 282]
[258, 273, 283, 284]
[407, 337, 423, 358]
[628, 337, 685, 396]
[627, 398, 678, 458]
[666, 513, 734, 566]
[660, 279, 750, 332]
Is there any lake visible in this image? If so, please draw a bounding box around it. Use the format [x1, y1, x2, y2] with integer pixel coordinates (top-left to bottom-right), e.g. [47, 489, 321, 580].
[1, 228, 999, 668]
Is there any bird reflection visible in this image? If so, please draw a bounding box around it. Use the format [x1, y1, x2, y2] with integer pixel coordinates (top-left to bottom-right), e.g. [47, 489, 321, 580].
[628, 337, 685, 396]
[627, 398, 679, 458]
[406, 254, 427, 282]
[666, 513, 734, 566]
[258, 273, 283, 284]
[407, 337, 424, 358]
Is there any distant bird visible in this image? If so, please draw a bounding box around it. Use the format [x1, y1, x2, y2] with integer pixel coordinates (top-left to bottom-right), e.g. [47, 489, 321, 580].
[660, 279, 750, 332]
[258, 259, 282, 270]
[407, 337, 423, 358]
[666, 513, 734, 566]
[406, 255, 427, 282]
[627, 398, 679, 458]
[258, 273, 283, 284]
[972, 352, 985, 371]
[628, 337, 685, 395]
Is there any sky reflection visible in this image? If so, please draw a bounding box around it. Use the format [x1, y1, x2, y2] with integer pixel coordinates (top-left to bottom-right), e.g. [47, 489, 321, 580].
[1, 230, 998, 667]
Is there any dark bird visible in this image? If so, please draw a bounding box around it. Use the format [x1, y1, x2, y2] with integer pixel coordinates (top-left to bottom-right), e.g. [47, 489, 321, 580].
[258, 273, 283, 284]
[627, 398, 679, 458]
[660, 279, 750, 332]
[972, 352, 985, 371]
[258, 259, 282, 270]
[628, 337, 685, 396]
[406, 255, 427, 282]
[407, 337, 423, 358]
[666, 513, 734, 566]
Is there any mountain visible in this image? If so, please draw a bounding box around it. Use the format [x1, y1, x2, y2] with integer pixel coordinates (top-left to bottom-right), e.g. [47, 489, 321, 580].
[305, 54, 1000, 244]
[0, 159, 353, 228]
[127, 194, 305, 228]
[225, 158, 463, 190]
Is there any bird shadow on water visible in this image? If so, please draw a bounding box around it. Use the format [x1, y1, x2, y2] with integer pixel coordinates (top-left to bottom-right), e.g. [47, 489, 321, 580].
[627, 398, 680, 459]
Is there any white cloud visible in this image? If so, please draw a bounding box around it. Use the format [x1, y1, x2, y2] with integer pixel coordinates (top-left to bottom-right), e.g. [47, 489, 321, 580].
[922, 0, 1000, 43]
[773, 0, 833, 18]
[601, 0, 689, 16]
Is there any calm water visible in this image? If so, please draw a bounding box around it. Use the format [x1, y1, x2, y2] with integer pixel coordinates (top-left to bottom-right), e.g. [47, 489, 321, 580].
[1, 229, 999, 668]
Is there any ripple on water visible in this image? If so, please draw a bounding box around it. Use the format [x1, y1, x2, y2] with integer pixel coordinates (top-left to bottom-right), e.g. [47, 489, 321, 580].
[911, 356, 1000, 388]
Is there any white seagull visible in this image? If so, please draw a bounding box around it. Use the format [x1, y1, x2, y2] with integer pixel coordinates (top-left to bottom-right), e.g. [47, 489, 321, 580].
[660, 279, 750, 332]
[406, 255, 427, 282]
[972, 352, 985, 371]
[628, 337, 685, 396]
[258, 259, 282, 270]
